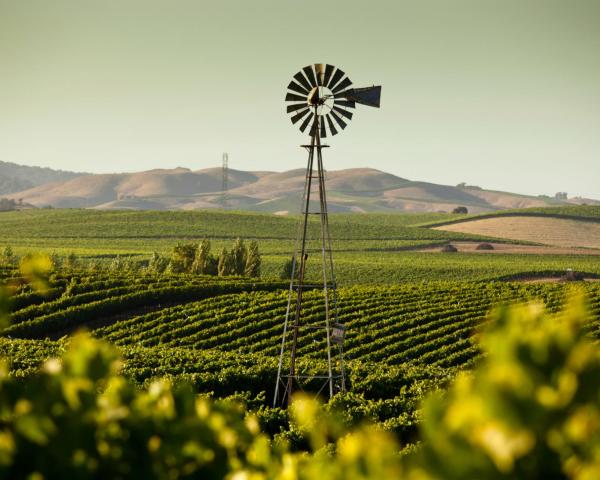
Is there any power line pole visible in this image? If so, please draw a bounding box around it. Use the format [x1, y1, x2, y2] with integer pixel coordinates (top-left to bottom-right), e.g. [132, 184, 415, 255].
[222, 152, 229, 208]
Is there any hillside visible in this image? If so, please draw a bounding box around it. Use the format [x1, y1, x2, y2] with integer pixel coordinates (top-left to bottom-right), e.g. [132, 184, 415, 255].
[0, 160, 87, 195]
[5, 164, 592, 213]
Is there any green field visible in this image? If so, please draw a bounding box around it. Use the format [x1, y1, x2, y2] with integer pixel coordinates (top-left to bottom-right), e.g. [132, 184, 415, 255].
[2, 207, 599, 283]
[1, 206, 600, 445]
[2, 265, 599, 441]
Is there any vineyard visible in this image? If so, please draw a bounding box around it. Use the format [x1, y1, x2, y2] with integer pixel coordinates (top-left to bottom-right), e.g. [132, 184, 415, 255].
[1, 262, 599, 442]
[1, 207, 600, 283]
[0, 206, 599, 474]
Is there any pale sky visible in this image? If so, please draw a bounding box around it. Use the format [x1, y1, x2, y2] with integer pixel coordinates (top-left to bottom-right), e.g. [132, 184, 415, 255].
[1, 0, 599, 199]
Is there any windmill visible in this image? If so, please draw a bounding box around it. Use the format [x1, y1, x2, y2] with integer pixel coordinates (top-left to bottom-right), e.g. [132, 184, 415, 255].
[273, 64, 381, 407]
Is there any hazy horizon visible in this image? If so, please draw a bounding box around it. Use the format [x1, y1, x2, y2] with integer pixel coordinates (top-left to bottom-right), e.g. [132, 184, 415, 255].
[1, 0, 599, 199]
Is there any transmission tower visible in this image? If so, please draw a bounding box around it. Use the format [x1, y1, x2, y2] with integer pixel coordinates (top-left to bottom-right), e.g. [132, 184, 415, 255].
[221, 152, 229, 208]
[273, 64, 381, 407]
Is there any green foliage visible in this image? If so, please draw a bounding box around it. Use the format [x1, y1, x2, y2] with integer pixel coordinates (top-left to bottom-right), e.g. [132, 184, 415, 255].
[170, 243, 197, 273]
[64, 252, 78, 270]
[1, 298, 599, 478]
[190, 239, 214, 275]
[244, 241, 261, 278]
[217, 248, 233, 277]
[1, 208, 599, 284]
[148, 252, 169, 274]
[0, 334, 275, 478]
[0, 246, 15, 266]
[280, 257, 294, 280]
[18, 253, 53, 294]
[452, 206, 468, 214]
[231, 237, 247, 275]
[410, 294, 600, 479]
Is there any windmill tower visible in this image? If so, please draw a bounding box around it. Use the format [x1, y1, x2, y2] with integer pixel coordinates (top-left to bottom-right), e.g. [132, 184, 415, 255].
[273, 64, 381, 406]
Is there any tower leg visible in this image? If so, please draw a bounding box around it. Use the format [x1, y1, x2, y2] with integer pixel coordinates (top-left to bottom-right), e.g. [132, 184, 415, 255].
[274, 114, 345, 407]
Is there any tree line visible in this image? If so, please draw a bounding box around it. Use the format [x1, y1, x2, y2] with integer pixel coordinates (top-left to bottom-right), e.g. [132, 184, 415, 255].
[149, 238, 261, 277]
[0, 239, 262, 278]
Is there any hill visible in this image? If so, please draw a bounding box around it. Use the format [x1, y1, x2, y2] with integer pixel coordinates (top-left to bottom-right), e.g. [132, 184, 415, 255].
[5, 163, 594, 213]
[0, 160, 87, 196]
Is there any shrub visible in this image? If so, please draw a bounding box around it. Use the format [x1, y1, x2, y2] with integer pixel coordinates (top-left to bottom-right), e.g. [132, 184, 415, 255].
[441, 244, 458, 253]
[475, 242, 494, 250]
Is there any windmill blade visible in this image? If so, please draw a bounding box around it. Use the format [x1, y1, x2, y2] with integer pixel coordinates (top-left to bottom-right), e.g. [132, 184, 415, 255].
[290, 108, 310, 124]
[327, 68, 345, 90]
[288, 81, 309, 95]
[285, 92, 308, 102]
[342, 86, 381, 108]
[320, 116, 327, 138]
[332, 77, 353, 94]
[314, 64, 325, 86]
[333, 106, 353, 121]
[293, 72, 313, 93]
[323, 64, 335, 87]
[325, 114, 338, 136]
[287, 103, 308, 113]
[303, 65, 318, 88]
[329, 110, 347, 130]
[299, 112, 314, 133]
[334, 99, 356, 109]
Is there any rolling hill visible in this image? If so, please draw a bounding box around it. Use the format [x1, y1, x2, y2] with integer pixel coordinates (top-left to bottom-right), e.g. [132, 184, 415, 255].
[4, 164, 596, 213]
[0, 160, 87, 196]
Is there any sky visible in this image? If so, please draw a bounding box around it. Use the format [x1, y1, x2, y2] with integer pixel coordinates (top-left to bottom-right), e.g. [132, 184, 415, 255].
[0, 0, 599, 199]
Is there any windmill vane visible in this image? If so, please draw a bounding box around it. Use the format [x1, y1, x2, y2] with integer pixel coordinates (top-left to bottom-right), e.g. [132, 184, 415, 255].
[274, 64, 381, 407]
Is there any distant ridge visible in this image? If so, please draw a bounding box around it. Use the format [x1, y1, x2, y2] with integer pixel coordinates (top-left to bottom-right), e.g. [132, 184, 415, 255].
[4, 163, 597, 213]
[0, 160, 87, 196]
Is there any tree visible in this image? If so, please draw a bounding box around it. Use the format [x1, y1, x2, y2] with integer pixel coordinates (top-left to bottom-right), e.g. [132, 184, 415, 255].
[555, 191, 568, 200]
[148, 252, 169, 274]
[0, 198, 17, 211]
[171, 243, 196, 273]
[452, 206, 468, 214]
[191, 239, 215, 275]
[244, 241, 261, 277]
[217, 248, 234, 277]
[231, 238, 247, 275]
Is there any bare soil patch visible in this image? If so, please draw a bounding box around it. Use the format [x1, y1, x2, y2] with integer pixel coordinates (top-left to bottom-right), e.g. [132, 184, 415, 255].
[418, 241, 600, 255]
[435, 216, 600, 249]
[519, 277, 600, 284]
